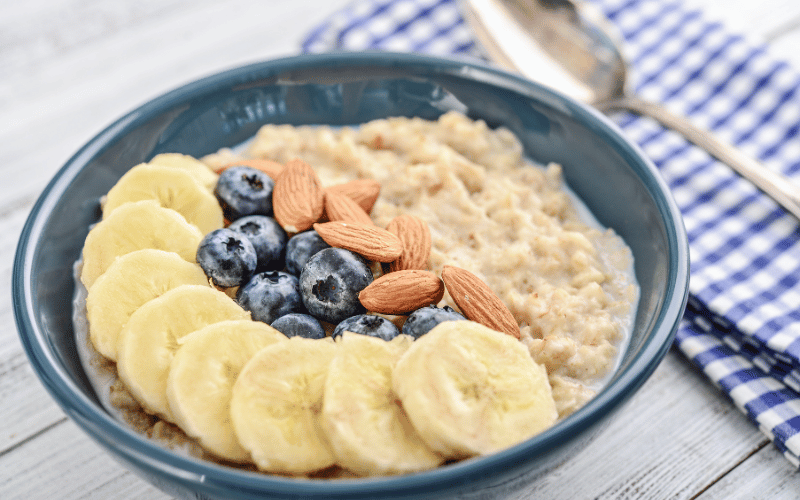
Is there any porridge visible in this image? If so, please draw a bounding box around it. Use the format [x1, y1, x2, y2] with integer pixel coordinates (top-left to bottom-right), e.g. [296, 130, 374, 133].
[206, 110, 638, 416]
[76, 110, 638, 476]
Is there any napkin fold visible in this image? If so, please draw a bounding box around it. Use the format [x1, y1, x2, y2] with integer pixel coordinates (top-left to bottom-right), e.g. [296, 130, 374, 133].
[302, 0, 800, 466]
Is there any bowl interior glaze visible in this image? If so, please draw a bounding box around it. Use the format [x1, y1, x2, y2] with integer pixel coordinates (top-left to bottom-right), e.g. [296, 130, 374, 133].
[14, 52, 688, 499]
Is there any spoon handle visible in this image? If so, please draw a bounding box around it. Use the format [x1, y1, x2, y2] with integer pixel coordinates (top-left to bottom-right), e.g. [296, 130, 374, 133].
[597, 95, 800, 221]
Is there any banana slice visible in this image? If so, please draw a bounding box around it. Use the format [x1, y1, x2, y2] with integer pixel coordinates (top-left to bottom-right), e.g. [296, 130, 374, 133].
[85, 249, 209, 361]
[117, 285, 250, 421]
[166, 320, 286, 463]
[81, 200, 204, 288]
[149, 153, 219, 192]
[322, 333, 443, 476]
[103, 163, 223, 234]
[393, 321, 558, 459]
[230, 337, 337, 475]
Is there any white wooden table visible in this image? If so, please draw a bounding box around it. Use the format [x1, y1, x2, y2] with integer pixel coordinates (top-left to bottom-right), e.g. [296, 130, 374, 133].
[2, 0, 800, 498]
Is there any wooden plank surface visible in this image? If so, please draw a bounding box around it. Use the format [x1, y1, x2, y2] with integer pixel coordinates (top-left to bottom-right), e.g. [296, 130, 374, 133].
[2, 0, 799, 498]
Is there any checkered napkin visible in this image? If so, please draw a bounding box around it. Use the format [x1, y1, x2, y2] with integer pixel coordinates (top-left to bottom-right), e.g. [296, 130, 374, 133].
[301, 0, 800, 466]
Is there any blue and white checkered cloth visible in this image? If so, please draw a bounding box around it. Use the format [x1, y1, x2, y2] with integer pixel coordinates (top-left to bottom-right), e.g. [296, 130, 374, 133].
[301, 0, 800, 466]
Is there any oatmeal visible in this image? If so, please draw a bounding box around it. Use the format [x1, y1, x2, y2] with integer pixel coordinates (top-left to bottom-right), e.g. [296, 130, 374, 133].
[205, 111, 639, 417]
[76, 110, 638, 476]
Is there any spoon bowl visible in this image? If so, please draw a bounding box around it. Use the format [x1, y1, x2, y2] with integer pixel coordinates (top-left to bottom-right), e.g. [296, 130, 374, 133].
[506, 0, 628, 105]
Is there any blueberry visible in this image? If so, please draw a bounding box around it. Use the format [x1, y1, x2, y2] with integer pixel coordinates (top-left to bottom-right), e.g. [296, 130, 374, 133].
[271, 313, 326, 340]
[333, 314, 400, 341]
[237, 271, 303, 324]
[215, 166, 274, 220]
[228, 215, 287, 272]
[196, 228, 257, 287]
[402, 305, 467, 339]
[299, 248, 373, 324]
[285, 230, 331, 276]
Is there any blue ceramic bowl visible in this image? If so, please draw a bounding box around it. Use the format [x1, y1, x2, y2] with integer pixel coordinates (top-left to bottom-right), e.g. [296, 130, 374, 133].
[13, 52, 688, 499]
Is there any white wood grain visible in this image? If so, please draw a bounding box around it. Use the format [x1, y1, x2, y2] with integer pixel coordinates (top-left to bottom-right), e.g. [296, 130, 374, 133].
[686, 0, 800, 41]
[0, 419, 168, 500]
[2, 0, 800, 498]
[687, 0, 800, 67]
[698, 443, 800, 499]
[0, 349, 66, 452]
[518, 350, 778, 499]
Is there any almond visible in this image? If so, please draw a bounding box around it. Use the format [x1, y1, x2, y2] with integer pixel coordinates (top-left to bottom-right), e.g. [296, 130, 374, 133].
[216, 158, 285, 180]
[441, 265, 520, 338]
[386, 215, 431, 272]
[324, 191, 374, 225]
[272, 159, 325, 233]
[325, 179, 381, 214]
[314, 221, 403, 262]
[359, 270, 444, 314]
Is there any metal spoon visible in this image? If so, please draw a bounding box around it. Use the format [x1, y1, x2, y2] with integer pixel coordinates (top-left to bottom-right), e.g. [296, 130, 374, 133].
[460, 0, 800, 221]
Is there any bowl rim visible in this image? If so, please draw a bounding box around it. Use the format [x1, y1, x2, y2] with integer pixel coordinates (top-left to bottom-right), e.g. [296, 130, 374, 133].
[13, 51, 689, 496]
